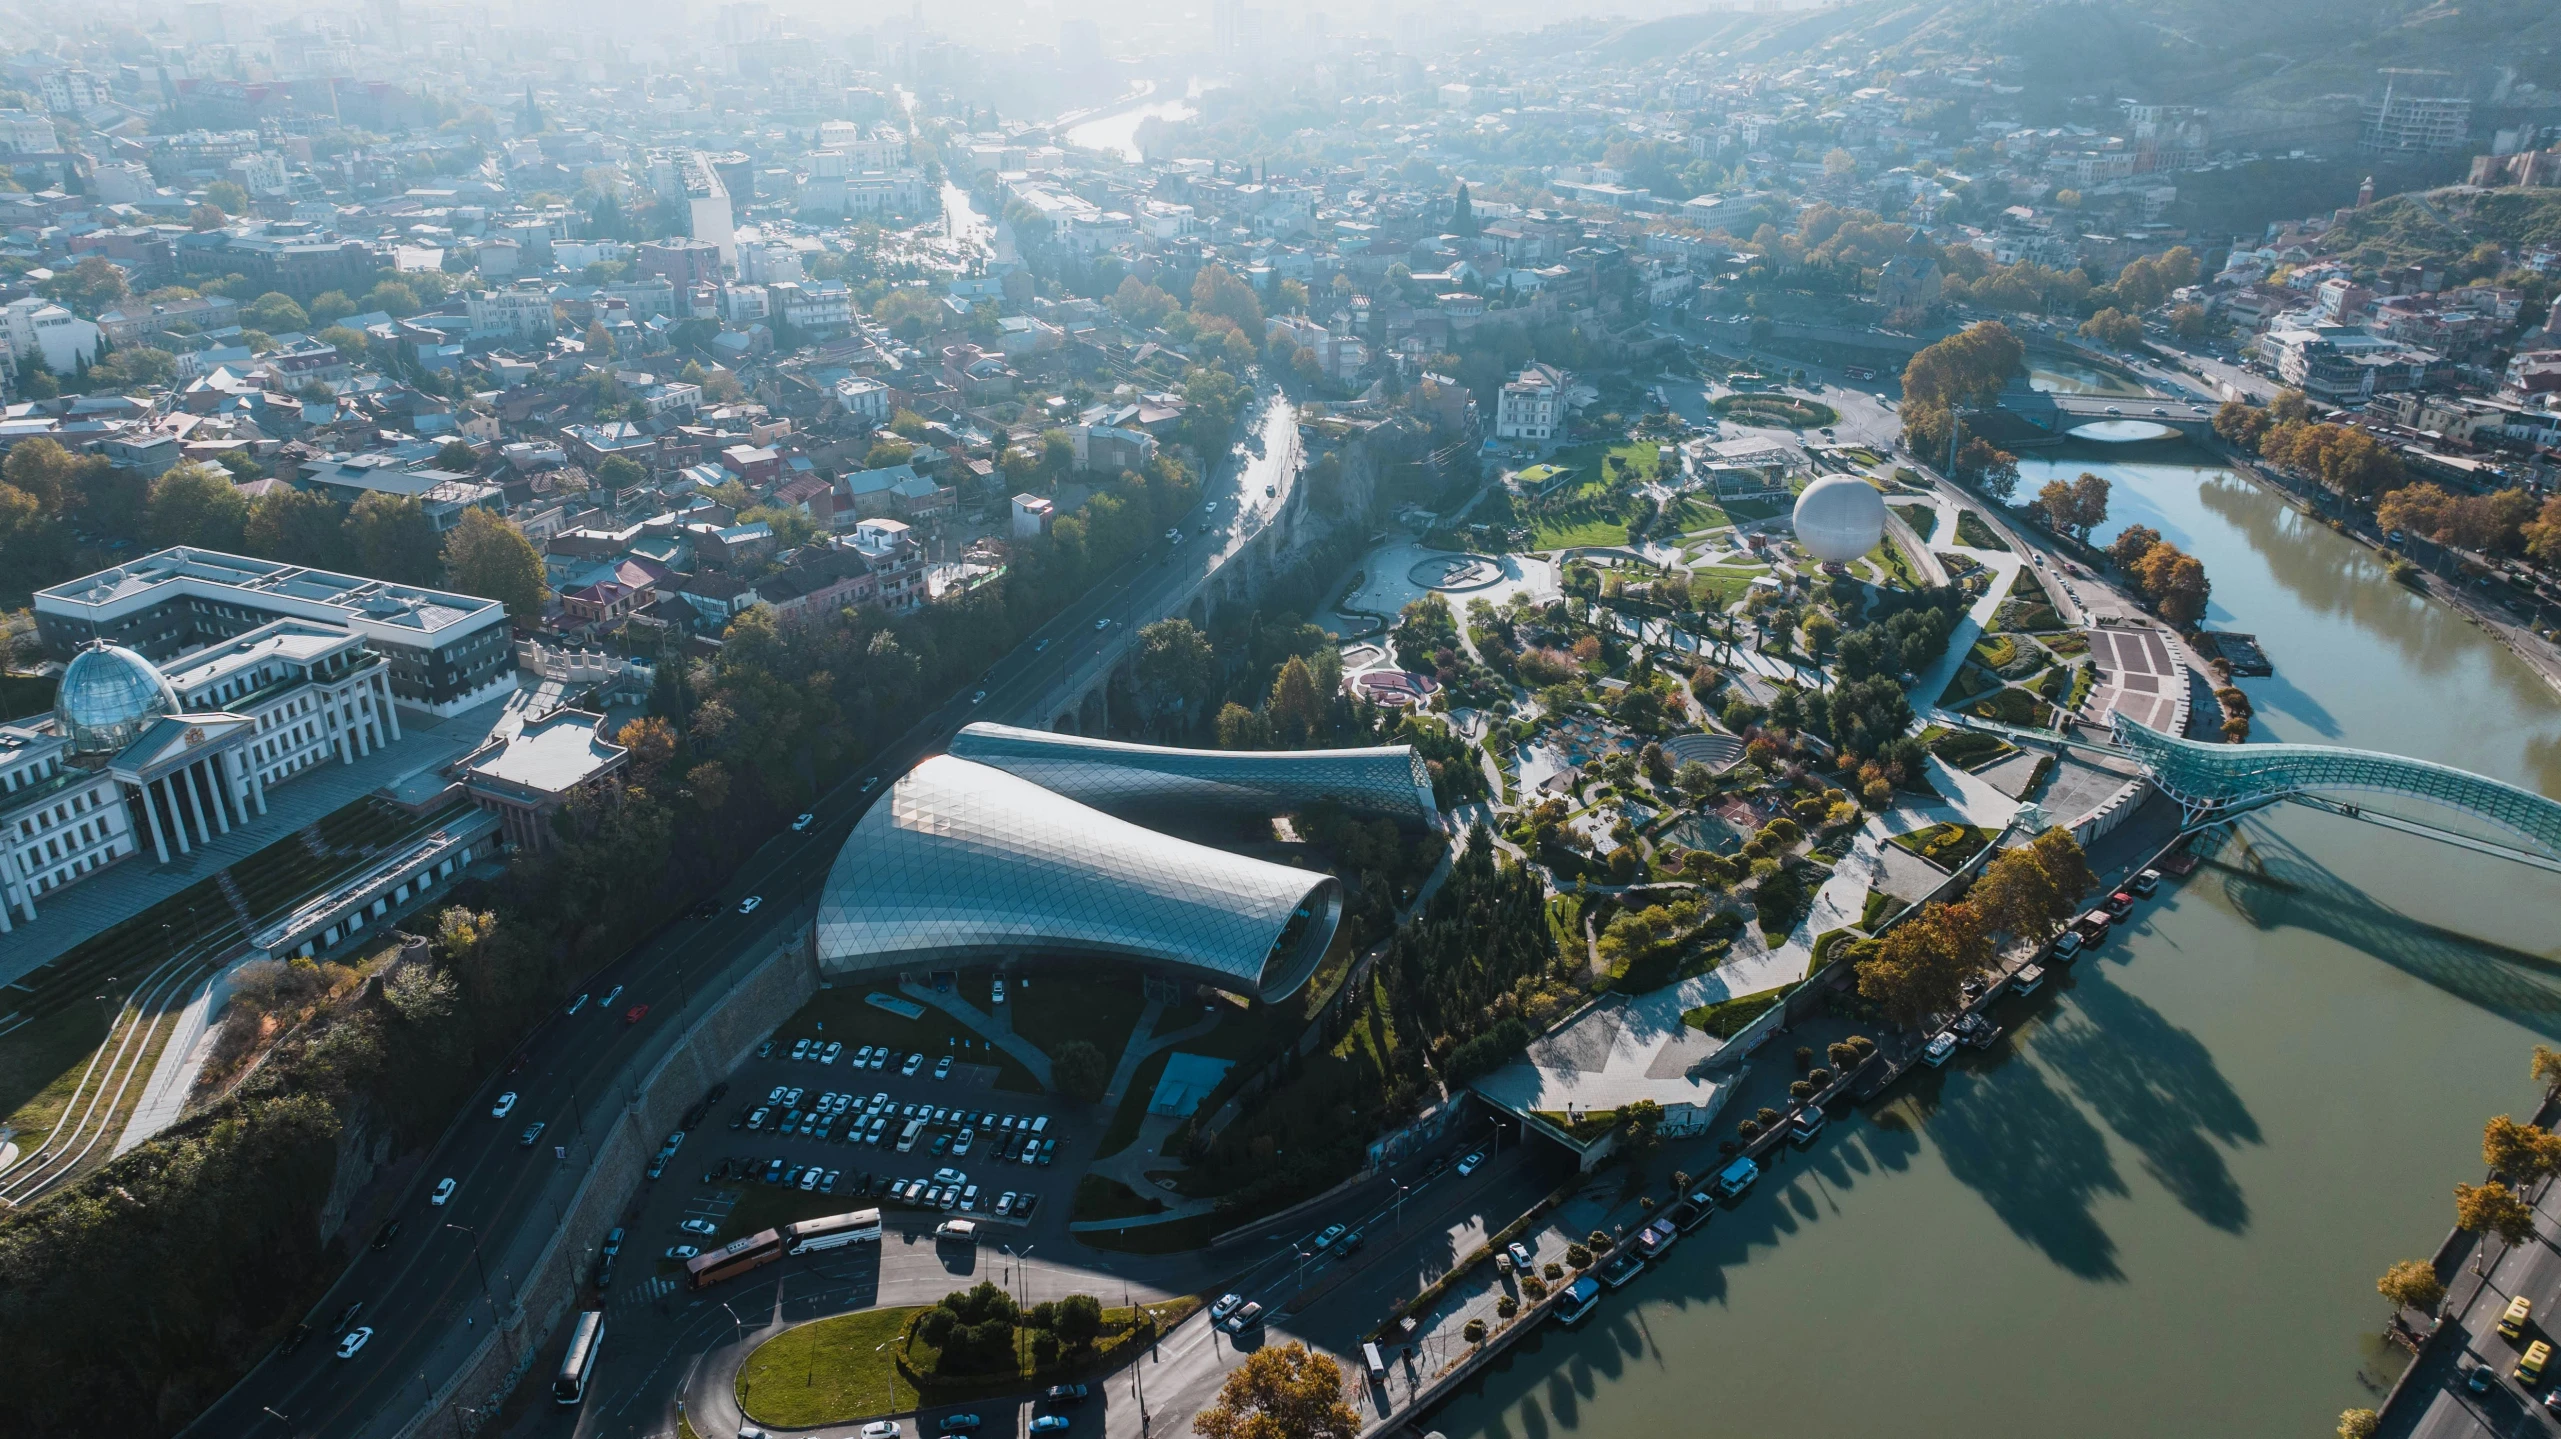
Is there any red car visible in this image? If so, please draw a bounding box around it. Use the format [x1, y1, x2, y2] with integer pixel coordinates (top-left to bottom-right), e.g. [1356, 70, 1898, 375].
[624, 1004, 650, 1025]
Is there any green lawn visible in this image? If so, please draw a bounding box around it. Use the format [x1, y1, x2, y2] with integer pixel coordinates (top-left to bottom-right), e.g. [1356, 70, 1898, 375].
[737, 1307, 922, 1427]
[1664, 495, 1731, 532]
[1866, 539, 1922, 590]
[1888, 822, 1996, 870]
[1955, 510, 2012, 552]
[1687, 564, 1772, 605]
[1073, 1174, 1169, 1222]
[1967, 686, 2051, 728]
[1008, 964, 1148, 1066]
[1522, 440, 1673, 550]
[1682, 981, 1801, 1037]
[1721, 494, 1792, 522]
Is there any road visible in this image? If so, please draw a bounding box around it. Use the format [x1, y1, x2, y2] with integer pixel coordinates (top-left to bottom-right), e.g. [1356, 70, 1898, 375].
[2388, 1173, 2561, 1439]
[189, 386, 1303, 1439]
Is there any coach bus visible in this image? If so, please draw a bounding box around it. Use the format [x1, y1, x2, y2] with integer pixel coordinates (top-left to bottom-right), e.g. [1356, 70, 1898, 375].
[554, 1310, 605, 1404]
[684, 1227, 785, 1289]
[787, 1208, 885, 1254]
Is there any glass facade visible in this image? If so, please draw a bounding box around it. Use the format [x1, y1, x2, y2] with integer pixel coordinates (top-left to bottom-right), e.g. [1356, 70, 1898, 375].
[2112, 714, 2561, 857]
[54, 643, 179, 755]
[946, 721, 1439, 824]
[815, 754, 1345, 1002]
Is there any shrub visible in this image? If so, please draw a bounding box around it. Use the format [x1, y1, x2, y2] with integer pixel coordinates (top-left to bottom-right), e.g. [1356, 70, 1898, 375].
[1445, 1016, 1534, 1083]
[1808, 1066, 1833, 1087]
[1638, 1196, 1656, 1212]
[1789, 1079, 1815, 1100]
[1793, 1045, 1814, 1071]
[1542, 1261, 1565, 1281]
[1756, 1106, 1781, 1127]
[1738, 1119, 1763, 1140]
[1522, 1275, 1549, 1301]
[1587, 1228, 1615, 1254]
[1464, 1318, 1489, 1343]
[1565, 1243, 1593, 1268]
[1496, 1295, 1520, 1319]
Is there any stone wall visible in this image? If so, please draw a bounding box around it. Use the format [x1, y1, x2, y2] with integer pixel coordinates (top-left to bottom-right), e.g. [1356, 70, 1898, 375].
[388, 916, 821, 1439]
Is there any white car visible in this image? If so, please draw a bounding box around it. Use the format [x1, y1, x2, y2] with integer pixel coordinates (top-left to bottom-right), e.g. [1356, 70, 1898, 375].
[934, 1055, 954, 1080]
[600, 985, 622, 1008]
[667, 1245, 701, 1260]
[1456, 1150, 1485, 1177]
[679, 1218, 719, 1236]
[862, 1423, 902, 1439]
[901, 1052, 925, 1076]
[933, 1166, 968, 1187]
[792, 812, 815, 831]
[853, 1045, 875, 1067]
[491, 1092, 518, 1119]
[823, 1041, 844, 1065]
[430, 1177, 456, 1206]
[738, 896, 763, 915]
[336, 1326, 374, 1359]
[992, 978, 1006, 1005]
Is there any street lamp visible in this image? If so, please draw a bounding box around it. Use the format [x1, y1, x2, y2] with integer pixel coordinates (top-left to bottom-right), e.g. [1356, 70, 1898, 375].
[444, 1224, 515, 1359]
[1393, 1182, 1412, 1233]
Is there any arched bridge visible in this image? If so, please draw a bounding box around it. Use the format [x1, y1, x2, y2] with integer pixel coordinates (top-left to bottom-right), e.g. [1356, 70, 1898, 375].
[1938, 710, 2561, 873]
[2111, 714, 2561, 871]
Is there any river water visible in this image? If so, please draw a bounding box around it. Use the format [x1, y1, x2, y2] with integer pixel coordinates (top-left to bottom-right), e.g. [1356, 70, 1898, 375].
[1427, 445, 2561, 1439]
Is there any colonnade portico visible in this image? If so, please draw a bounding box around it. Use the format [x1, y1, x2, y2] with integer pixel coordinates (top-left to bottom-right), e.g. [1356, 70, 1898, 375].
[109, 715, 263, 868]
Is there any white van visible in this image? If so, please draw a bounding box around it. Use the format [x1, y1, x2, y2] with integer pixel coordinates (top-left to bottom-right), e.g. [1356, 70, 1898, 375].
[935, 1219, 978, 1244]
[896, 1118, 926, 1153]
[1362, 1342, 1388, 1385]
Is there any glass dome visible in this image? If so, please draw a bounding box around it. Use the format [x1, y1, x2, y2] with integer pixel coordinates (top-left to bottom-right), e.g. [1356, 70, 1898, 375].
[55, 643, 180, 755]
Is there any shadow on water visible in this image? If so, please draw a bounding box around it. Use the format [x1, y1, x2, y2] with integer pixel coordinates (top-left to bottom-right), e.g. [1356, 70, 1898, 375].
[2031, 966, 2261, 1234]
[1909, 1034, 2132, 1280]
[2237, 668, 2342, 740]
[2205, 823, 2561, 1038]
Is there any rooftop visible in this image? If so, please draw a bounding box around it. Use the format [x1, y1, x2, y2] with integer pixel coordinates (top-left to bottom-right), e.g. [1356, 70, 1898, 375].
[37, 548, 504, 637]
[460, 710, 627, 796]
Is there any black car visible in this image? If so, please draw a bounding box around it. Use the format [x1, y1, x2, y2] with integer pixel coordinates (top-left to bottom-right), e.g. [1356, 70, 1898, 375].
[1047, 1384, 1089, 1402]
[371, 1220, 401, 1251]
[332, 1301, 363, 1335]
[281, 1321, 313, 1355]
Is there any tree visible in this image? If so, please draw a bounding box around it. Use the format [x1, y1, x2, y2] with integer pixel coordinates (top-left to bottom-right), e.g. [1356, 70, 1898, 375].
[2066, 472, 2111, 537]
[442, 507, 548, 620]
[203, 179, 249, 215]
[2454, 1180, 2537, 1268]
[2106, 524, 2162, 573]
[2535, 1044, 2561, 1100]
[145, 462, 250, 550]
[1051, 1292, 1104, 1350]
[244, 487, 351, 568]
[1267, 654, 1325, 745]
[309, 290, 355, 324]
[2376, 1258, 2445, 1317]
[2338, 1411, 2378, 1439]
[1051, 1039, 1109, 1102]
[2078, 307, 2143, 347]
[1192, 1342, 1360, 1439]
[242, 291, 309, 333]
[36, 257, 129, 317]
[1190, 263, 1264, 338]
[434, 439, 481, 473]
[345, 492, 442, 583]
[1853, 899, 1992, 1029]
[1451, 181, 1477, 236]
[2484, 1114, 2561, 1184]
[1137, 618, 1218, 727]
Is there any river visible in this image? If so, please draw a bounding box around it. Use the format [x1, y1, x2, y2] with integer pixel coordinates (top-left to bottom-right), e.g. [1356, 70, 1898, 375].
[1426, 444, 2561, 1439]
[1062, 83, 1200, 163]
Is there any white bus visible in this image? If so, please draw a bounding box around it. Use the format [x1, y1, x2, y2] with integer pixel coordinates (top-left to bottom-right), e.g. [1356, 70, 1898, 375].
[554, 1310, 604, 1404]
[787, 1208, 884, 1254]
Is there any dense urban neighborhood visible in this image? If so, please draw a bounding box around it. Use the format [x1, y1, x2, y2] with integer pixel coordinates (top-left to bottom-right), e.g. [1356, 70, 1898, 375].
[2, 5, 2561, 1439]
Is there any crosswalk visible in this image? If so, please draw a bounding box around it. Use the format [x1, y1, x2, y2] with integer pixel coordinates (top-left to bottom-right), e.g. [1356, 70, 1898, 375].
[612, 1274, 680, 1311]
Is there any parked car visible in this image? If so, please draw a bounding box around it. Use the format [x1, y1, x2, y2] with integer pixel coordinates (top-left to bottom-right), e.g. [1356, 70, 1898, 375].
[935, 1055, 954, 1080]
[1046, 1385, 1090, 1403]
[680, 1218, 719, 1236]
[1506, 1241, 1536, 1271]
[1224, 1303, 1264, 1335]
[667, 1245, 701, 1260]
[902, 1052, 925, 1076]
[1210, 1293, 1245, 1322]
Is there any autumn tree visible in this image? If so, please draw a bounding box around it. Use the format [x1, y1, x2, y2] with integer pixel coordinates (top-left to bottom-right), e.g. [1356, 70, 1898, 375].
[2483, 1114, 2561, 1185]
[1267, 655, 1325, 745]
[2106, 524, 2163, 573]
[1969, 829, 2093, 941]
[1854, 899, 1993, 1029]
[2534, 1044, 2561, 1100]
[442, 506, 548, 620]
[2454, 1180, 2537, 1270]
[2375, 1258, 2445, 1317]
[1193, 1342, 1361, 1439]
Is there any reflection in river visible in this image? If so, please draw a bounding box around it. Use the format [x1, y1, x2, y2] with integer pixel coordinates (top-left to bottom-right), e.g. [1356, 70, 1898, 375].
[1427, 444, 2561, 1439]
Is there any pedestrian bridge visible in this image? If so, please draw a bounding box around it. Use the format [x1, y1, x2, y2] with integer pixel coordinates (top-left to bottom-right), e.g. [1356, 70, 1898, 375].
[1943, 711, 2561, 872]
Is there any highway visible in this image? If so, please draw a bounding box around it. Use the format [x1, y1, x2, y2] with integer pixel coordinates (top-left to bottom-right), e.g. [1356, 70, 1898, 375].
[187, 384, 1304, 1439]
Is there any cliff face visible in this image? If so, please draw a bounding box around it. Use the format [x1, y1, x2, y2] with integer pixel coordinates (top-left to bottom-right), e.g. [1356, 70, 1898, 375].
[1307, 412, 1432, 523]
[316, 1094, 408, 1244]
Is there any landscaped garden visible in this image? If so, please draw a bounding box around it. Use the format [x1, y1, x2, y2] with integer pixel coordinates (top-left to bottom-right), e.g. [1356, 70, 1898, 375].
[1682, 980, 1801, 1037]
[1888, 822, 1996, 871]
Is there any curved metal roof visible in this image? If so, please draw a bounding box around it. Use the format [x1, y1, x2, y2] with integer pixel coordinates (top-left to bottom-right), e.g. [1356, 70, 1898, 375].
[947, 721, 1439, 824]
[814, 755, 1342, 1002]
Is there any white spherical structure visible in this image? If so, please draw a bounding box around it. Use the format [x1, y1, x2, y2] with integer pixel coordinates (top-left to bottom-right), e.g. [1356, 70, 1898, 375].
[1790, 474, 1887, 564]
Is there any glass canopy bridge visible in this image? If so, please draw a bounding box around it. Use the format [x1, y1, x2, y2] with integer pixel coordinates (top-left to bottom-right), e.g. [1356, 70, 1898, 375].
[1940, 712, 2561, 875]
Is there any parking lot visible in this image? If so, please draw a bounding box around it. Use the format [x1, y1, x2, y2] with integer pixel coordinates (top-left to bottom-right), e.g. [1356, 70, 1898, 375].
[589, 1016, 1099, 1306]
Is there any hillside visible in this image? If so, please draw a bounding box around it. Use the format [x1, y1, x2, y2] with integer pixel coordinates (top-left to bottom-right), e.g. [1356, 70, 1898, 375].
[2327, 188, 2561, 271]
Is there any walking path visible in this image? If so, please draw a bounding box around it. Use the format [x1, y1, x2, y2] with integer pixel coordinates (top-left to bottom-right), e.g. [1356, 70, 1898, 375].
[898, 981, 1054, 1089]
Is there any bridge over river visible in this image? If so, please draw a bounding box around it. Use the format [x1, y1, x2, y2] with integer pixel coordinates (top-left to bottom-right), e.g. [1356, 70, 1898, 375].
[1949, 711, 2561, 874]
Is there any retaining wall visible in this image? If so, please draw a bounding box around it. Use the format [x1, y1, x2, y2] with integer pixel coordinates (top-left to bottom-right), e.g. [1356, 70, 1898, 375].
[386, 915, 822, 1439]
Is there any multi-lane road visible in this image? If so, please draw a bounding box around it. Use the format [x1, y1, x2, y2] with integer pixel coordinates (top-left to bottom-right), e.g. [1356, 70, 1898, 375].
[189, 387, 1306, 1439]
